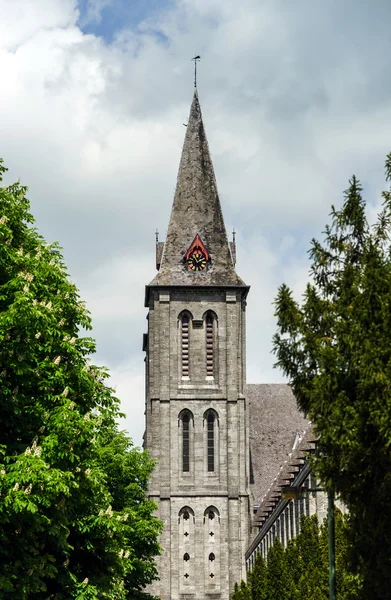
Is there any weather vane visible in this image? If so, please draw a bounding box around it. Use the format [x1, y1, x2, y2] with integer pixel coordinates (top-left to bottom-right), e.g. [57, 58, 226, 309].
[191, 55, 201, 88]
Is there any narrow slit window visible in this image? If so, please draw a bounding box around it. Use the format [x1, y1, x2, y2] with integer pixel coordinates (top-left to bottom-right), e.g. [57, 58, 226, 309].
[206, 315, 214, 377]
[182, 315, 189, 377]
[183, 413, 190, 472]
[207, 413, 215, 472]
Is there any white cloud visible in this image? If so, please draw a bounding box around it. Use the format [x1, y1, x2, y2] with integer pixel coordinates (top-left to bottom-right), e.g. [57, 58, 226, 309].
[109, 358, 146, 448]
[78, 0, 113, 27]
[82, 253, 148, 321]
[1, 0, 391, 444]
[0, 0, 77, 51]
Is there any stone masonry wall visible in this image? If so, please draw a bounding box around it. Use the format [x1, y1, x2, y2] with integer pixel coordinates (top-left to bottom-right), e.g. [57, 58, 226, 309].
[145, 287, 251, 600]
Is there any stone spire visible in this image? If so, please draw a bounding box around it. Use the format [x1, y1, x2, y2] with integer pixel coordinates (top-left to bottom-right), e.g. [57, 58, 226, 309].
[149, 90, 246, 288]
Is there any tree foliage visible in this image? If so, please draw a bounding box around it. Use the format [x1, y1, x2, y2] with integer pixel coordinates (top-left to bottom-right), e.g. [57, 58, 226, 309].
[273, 153, 391, 599]
[295, 515, 325, 600]
[250, 553, 267, 600]
[233, 511, 358, 600]
[265, 538, 291, 600]
[0, 160, 161, 599]
[231, 582, 241, 600]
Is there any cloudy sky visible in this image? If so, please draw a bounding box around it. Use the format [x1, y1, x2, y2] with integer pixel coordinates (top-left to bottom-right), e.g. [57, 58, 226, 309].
[1, 0, 391, 444]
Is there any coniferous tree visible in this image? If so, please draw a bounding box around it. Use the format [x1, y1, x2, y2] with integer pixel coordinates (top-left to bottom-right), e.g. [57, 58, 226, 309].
[235, 513, 360, 600]
[320, 508, 361, 600]
[250, 553, 268, 600]
[273, 153, 391, 598]
[284, 537, 301, 596]
[296, 515, 327, 600]
[0, 161, 161, 599]
[240, 579, 252, 600]
[265, 538, 291, 600]
[231, 581, 241, 600]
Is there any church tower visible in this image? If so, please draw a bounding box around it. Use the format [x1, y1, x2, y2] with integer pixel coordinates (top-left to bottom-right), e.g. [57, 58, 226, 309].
[144, 90, 251, 600]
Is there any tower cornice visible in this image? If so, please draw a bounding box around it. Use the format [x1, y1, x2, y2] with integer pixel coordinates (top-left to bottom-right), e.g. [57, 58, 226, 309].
[144, 283, 250, 307]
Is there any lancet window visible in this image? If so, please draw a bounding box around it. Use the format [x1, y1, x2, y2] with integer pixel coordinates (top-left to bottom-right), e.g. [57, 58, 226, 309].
[206, 314, 214, 377]
[207, 412, 215, 472]
[204, 506, 220, 590]
[203, 409, 218, 475]
[179, 507, 195, 592]
[181, 314, 190, 377]
[179, 409, 194, 475]
[204, 311, 217, 379]
[182, 412, 190, 472]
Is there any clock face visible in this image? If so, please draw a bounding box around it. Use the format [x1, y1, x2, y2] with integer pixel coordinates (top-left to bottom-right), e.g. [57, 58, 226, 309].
[188, 251, 207, 271]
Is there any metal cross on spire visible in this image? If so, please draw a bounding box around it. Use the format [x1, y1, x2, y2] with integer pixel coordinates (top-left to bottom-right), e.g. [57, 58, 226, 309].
[191, 55, 201, 88]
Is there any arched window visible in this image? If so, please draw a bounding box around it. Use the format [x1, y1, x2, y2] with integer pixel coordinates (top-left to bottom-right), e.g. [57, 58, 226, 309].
[203, 409, 219, 475]
[179, 409, 194, 475]
[181, 314, 190, 377]
[204, 506, 220, 590]
[179, 507, 195, 592]
[207, 412, 215, 472]
[206, 314, 214, 377]
[182, 412, 190, 472]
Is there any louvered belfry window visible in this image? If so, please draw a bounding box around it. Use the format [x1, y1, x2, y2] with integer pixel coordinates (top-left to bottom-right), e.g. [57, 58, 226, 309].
[182, 413, 190, 472]
[182, 315, 189, 377]
[207, 412, 215, 472]
[206, 314, 214, 377]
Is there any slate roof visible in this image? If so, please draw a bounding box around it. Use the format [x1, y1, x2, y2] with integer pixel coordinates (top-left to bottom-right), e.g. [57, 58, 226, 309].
[148, 90, 246, 288]
[247, 384, 309, 504]
[247, 425, 316, 552]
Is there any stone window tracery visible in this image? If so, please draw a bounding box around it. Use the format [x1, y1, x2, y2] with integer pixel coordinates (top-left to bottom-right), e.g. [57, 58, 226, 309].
[179, 507, 195, 592]
[204, 506, 220, 591]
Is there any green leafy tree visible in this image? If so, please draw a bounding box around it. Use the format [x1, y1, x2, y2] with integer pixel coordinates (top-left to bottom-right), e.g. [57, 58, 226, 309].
[0, 160, 161, 599]
[273, 154, 391, 598]
[96, 427, 161, 598]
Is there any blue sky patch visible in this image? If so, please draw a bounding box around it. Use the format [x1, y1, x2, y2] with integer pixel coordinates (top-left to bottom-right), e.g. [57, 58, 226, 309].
[77, 0, 171, 42]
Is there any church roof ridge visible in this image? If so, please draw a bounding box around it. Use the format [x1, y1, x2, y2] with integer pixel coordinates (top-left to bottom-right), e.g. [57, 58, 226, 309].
[148, 90, 246, 289]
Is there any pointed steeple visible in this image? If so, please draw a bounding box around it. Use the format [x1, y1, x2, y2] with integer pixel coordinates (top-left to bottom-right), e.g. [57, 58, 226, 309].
[149, 91, 246, 288]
